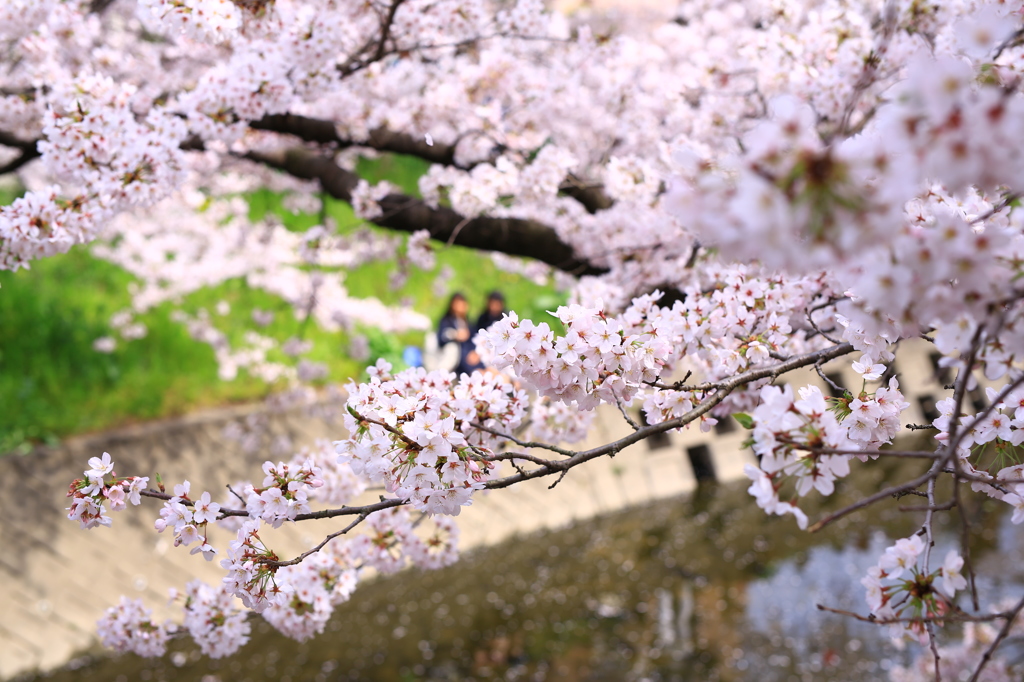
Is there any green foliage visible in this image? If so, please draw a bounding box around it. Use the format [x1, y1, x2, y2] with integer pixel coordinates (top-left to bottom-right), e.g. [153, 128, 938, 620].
[0, 249, 266, 452]
[733, 412, 755, 429]
[0, 154, 565, 452]
[355, 154, 431, 196]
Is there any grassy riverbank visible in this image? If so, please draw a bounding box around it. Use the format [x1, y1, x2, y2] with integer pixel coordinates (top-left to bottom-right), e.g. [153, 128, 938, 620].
[0, 159, 563, 453]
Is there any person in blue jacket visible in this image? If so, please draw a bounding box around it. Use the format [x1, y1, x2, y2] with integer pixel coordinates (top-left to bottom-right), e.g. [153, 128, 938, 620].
[437, 292, 484, 375]
[475, 290, 506, 334]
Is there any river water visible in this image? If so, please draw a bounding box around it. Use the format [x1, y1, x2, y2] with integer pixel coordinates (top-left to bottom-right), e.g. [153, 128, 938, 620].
[18, 456, 1024, 682]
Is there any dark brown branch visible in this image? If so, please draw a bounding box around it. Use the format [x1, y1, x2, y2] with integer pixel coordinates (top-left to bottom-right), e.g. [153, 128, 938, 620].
[251, 113, 615, 212]
[251, 114, 459, 167]
[0, 131, 38, 152]
[374, 0, 408, 62]
[482, 343, 854, 492]
[246, 147, 607, 276]
[559, 174, 614, 214]
[89, 0, 117, 12]
[485, 451, 557, 467]
[0, 148, 40, 175]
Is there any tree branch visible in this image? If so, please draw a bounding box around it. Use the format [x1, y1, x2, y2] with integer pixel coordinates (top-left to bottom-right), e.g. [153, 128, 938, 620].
[0, 148, 40, 175]
[250, 113, 615, 212]
[264, 512, 371, 568]
[0, 131, 38, 152]
[245, 147, 607, 276]
[484, 343, 854, 491]
[816, 603, 1012, 625]
[559, 174, 614, 214]
[251, 114, 460, 167]
[136, 342, 856, 532]
[968, 594, 1024, 682]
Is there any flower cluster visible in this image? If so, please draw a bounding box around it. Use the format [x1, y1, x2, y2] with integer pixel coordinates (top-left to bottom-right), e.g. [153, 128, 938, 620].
[154, 481, 220, 560]
[137, 0, 243, 43]
[835, 374, 911, 450]
[861, 537, 967, 644]
[96, 596, 173, 658]
[179, 580, 251, 658]
[336, 361, 528, 515]
[2, 74, 186, 271]
[480, 302, 668, 410]
[220, 519, 285, 612]
[66, 453, 148, 530]
[481, 274, 829, 418]
[70, 441, 468, 655]
[243, 458, 323, 528]
[527, 397, 595, 444]
[932, 388, 1024, 523]
[750, 384, 855, 498]
[890, 599, 1024, 682]
[294, 439, 366, 507]
[745, 373, 911, 526]
[262, 538, 360, 642]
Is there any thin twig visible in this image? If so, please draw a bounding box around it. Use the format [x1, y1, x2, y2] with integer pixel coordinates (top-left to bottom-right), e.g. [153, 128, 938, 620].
[923, 474, 938, 567]
[227, 484, 246, 505]
[484, 343, 855, 493]
[445, 216, 472, 248]
[898, 500, 956, 512]
[927, 621, 942, 682]
[614, 394, 640, 431]
[265, 512, 371, 568]
[140, 489, 247, 517]
[968, 192, 1020, 225]
[548, 469, 570, 490]
[816, 603, 1010, 625]
[349, 408, 421, 450]
[807, 468, 934, 533]
[484, 451, 555, 467]
[954, 479, 980, 611]
[815, 358, 847, 395]
[991, 26, 1024, 61]
[806, 308, 842, 345]
[943, 327, 985, 456]
[470, 422, 576, 456]
[777, 444, 939, 459]
[968, 594, 1024, 682]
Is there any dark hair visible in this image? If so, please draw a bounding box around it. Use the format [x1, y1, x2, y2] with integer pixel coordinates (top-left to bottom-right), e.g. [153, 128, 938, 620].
[486, 290, 505, 303]
[443, 292, 467, 319]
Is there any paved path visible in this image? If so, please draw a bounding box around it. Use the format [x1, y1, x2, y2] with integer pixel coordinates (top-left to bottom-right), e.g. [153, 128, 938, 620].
[0, 396, 757, 680]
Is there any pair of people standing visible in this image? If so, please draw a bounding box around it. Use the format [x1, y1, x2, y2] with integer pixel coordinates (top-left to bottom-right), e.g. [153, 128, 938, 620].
[436, 291, 506, 375]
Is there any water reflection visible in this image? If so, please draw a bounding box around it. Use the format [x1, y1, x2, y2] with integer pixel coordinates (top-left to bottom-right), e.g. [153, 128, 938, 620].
[20, 460, 1023, 682]
[742, 532, 904, 679]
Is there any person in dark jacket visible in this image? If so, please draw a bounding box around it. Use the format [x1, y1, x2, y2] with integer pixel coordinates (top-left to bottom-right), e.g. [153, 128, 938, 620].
[474, 290, 506, 334]
[437, 292, 484, 375]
